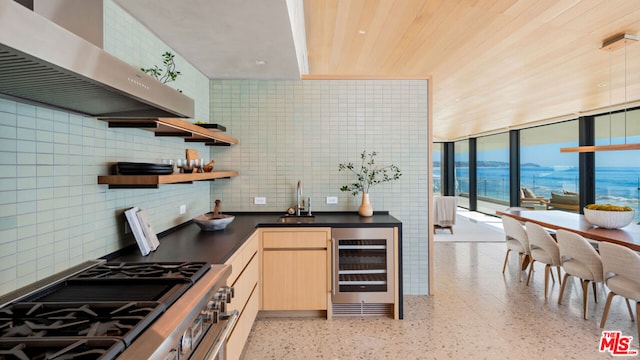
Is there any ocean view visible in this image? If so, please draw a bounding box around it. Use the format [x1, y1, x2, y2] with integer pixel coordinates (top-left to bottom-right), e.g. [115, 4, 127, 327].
[433, 165, 640, 222]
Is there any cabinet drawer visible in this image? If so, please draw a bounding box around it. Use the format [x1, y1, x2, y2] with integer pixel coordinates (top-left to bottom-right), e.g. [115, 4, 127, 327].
[226, 252, 243, 286]
[262, 230, 329, 249]
[243, 233, 259, 262]
[226, 231, 258, 285]
[229, 254, 258, 313]
[226, 286, 259, 360]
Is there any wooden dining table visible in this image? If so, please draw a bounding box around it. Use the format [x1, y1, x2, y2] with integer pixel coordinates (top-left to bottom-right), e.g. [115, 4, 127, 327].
[496, 209, 640, 251]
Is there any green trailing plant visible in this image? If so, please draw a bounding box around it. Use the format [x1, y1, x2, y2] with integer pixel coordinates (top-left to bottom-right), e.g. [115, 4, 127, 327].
[141, 51, 181, 84]
[338, 151, 402, 196]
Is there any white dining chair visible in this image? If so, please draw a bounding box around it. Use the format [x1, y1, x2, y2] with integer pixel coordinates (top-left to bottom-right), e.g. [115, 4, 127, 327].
[501, 215, 530, 281]
[525, 222, 562, 299]
[556, 229, 604, 319]
[599, 242, 640, 342]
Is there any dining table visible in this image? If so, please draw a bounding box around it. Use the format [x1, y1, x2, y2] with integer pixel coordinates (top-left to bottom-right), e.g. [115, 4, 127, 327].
[496, 209, 640, 251]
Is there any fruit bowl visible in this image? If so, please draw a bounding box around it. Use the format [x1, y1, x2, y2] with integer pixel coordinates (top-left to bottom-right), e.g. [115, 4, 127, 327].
[583, 207, 635, 229]
[193, 213, 235, 231]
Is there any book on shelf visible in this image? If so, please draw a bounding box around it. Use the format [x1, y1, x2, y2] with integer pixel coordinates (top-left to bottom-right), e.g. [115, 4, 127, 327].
[136, 209, 160, 251]
[124, 207, 151, 256]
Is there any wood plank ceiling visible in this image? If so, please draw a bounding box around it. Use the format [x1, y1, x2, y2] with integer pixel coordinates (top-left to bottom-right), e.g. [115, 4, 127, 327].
[303, 0, 640, 141]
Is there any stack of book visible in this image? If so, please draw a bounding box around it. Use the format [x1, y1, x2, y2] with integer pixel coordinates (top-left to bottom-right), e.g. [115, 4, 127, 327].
[124, 207, 160, 256]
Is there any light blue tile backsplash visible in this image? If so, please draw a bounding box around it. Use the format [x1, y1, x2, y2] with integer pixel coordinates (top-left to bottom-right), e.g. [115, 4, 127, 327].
[0, 97, 214, 294]
[209, 79, 430, 294]
[0, 1, 431, 296]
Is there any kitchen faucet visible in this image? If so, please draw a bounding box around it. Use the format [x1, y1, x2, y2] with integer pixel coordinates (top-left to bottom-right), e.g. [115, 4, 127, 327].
[296, 180, 311, 216]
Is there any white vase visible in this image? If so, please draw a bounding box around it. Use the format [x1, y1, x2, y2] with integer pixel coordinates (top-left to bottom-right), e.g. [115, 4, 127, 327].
[358, 193, 373, 217]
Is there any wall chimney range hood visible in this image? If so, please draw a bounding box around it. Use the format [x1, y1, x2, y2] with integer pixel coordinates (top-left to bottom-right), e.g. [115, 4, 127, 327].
[0, 0, 194, 118]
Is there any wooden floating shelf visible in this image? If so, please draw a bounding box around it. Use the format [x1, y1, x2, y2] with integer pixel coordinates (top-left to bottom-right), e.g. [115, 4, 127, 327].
[98, 118, 238, 145]
[98, 170, 239, 189]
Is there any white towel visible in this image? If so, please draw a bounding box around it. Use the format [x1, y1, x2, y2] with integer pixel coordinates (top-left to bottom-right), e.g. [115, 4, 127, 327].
[434, 196, 457, 227]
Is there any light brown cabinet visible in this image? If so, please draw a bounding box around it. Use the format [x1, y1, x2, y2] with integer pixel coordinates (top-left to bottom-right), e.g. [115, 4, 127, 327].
[225, 230, 259, 360]
[260, 228, 331, 312]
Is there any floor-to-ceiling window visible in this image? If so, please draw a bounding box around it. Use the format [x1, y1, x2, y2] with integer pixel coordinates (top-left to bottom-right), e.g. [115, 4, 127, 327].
[520, 120, 580, 211]
[433, 143, 442, 195]
[440, 108, 638, 220]
[594, 109, 640, 222]
[454, 140, 469, 208]
[476, 133, 509, 213]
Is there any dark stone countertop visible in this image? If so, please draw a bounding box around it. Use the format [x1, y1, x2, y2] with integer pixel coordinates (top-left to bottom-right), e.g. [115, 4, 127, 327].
[109, 212, 402, 264]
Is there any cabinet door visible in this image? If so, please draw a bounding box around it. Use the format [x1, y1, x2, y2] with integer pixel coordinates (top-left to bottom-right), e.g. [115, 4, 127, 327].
[262, 249, 327, 310]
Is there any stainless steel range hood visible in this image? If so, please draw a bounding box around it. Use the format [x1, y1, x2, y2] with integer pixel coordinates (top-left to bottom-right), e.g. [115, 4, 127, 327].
[0, 0, 194, 118]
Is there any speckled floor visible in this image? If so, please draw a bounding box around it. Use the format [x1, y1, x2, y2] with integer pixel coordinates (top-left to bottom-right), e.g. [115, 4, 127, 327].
[240, 218, 638, 360]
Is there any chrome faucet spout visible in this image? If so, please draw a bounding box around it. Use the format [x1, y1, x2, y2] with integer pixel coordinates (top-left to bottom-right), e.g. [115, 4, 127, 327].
[296, 180, 302, 216]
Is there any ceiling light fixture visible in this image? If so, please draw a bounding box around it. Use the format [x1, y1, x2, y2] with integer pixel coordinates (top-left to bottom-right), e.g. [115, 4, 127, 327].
[255, 60, 267, 65]
[561, 33, 640, 152]
[601, 33, 637, 51]
[358, 29, 367, 35]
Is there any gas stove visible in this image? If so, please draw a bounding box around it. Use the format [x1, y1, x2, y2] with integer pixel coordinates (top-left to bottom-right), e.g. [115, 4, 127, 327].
[0, 261, 233, 360]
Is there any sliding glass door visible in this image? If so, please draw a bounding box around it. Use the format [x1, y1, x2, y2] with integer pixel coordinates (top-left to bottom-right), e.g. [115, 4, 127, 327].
[595, 109, 640, 222]
[520, 120, 579, 212]
[476, 133, 510, 214]
[454, 140, 469, 208]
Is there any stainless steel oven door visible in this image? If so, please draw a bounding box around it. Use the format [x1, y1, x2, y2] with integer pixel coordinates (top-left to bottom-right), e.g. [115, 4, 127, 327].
[190, 309, 239, 360]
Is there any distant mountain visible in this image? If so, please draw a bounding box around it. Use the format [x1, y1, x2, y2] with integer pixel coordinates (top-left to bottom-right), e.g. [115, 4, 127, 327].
[454, 161, 509, 167]
[437, 161, 542, 168]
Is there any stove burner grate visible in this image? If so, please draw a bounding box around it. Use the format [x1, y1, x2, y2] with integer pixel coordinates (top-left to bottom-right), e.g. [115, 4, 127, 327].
[0, 302, 163, 344]
[71, 262, 210, 283]
[0, 338, 124, 360]
[0, 262, 215, 359]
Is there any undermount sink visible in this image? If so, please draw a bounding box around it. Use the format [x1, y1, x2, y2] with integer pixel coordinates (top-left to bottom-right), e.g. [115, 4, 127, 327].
[278, 215, 316, 223]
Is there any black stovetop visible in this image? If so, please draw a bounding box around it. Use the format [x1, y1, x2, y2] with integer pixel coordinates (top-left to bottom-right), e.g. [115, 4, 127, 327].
[0, 261, 211, 360]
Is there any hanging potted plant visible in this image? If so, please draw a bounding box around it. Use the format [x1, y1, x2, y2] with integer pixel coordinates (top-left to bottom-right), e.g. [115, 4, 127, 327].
[141, 51, 182, 91]
[338, 151, 402, 216]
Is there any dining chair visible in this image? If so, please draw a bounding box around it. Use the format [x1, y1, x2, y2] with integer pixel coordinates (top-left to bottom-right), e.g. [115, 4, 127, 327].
[599, 242, 639, 341]
[556, 229, 604, 319]
[525, 222, 562, 299]
[501, 215, 530, 281]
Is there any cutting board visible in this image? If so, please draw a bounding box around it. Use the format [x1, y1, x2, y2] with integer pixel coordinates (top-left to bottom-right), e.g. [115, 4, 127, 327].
[186, 149, 199, 173]
[186, 148, 199, 161]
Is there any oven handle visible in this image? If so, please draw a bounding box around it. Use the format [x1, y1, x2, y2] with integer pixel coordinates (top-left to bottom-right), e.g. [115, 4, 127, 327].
[204, 309, 239, 360]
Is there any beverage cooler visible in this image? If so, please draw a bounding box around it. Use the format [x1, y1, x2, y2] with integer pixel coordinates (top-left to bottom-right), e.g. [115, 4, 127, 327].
[331, 227, 395, 304]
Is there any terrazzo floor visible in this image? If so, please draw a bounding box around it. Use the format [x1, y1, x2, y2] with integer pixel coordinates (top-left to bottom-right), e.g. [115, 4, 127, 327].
[240, 214, 638, 360]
